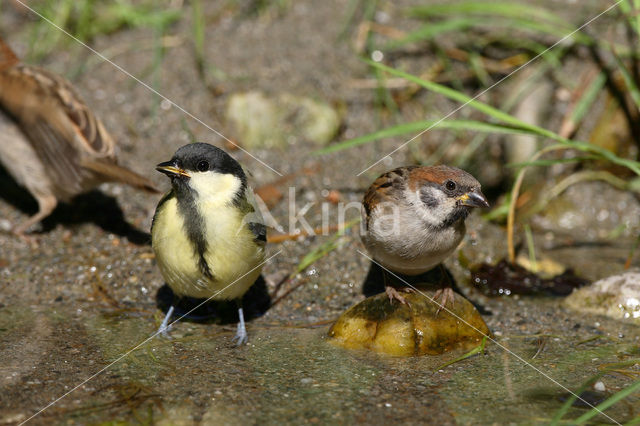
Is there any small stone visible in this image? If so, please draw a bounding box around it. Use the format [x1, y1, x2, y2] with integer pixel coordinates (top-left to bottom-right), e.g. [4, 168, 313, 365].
[328, 291, 490, 356]
[226, 91, 341, 149]
[564, 271, 640, 324]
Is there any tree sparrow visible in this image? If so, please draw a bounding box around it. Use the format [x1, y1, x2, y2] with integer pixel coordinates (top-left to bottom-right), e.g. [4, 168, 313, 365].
[0, 37, 157, 236]
[361, 165, 489, 306]
[151, 143, 266, 344]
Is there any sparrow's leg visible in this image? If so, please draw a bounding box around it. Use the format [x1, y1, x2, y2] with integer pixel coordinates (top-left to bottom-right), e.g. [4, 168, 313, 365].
[383, 270, 409, 305]
[12, 194, 57, 236]
[433, 264, 455, 313]
[157, 305, 175, 338]
[232, 301, 248, 345]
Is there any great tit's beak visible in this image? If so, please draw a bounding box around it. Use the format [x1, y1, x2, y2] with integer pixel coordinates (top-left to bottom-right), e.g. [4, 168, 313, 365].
[156, 160, 190, 179]
[457, 190, 489, 208]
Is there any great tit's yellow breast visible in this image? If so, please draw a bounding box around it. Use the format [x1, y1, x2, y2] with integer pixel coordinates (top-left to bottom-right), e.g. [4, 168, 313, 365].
[197, 197, 265, 298]
[152, 196, 205, 295]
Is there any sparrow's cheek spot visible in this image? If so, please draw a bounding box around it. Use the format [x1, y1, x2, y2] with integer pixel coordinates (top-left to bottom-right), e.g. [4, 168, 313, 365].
[420, 189, 439, 208]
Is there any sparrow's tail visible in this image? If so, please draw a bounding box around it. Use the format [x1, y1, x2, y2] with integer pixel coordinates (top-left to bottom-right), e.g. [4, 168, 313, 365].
[81, 159, 160, 193]
[0, 37, 20, 70]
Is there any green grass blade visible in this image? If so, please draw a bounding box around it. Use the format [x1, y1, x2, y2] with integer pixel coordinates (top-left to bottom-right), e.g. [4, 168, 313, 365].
[315, 119, 536, 154]
[571, 72, 607, 125]
[550, 373, 606, 425]
[363, 60, 640, 176]
[507, 157, 599, 168]
[364, 59, 561, 139]
[434, 336, 487, 371]
[384, 18, 476, 49]
[409, 1, 568, 27]
[572, 379, 640, 424]
[295, 219, 360, 274]
[610, 49, 640, 110]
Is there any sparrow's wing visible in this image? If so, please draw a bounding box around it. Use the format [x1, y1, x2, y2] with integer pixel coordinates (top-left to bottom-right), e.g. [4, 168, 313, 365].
[0, 63, 157, 194]
[362, 167, 410, 229]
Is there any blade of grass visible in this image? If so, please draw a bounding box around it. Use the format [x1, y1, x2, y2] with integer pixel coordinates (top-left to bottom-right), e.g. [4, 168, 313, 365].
[610, 45, 640, 110]
[364, 59, 560, 138]
[434, 336, 488, 371]
[523, 223, 537, 272]
[409, 1, 571, 28]
[363, 60, 640, 175]
[192, 0, 205, 73]
[315, 119, 537, 154]
[384, 18, 475, 49]
[294, 218, 360, 275]
[507, 156, 600, 168]
[469, 51, 490, 86]
[565, 71, 607, 135]
[550, 372, 607, 425]
[573, 379, 640, 424]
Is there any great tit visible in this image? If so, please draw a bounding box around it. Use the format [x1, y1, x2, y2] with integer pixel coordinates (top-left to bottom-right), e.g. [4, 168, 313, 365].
[151, 143, 266, 344]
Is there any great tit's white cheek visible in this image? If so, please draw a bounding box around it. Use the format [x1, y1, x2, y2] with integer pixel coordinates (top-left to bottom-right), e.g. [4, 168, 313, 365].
[188, 171, 242, 207]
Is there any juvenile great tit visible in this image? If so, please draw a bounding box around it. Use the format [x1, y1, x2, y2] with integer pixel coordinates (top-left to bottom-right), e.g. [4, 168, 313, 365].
[151, 143, 266, 344]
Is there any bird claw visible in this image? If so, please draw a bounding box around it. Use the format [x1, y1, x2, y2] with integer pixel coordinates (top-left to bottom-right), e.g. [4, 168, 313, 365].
[232, 324, 248, 346]
[385, 286, 411, 306]
[156, 305, 174, 339]
[158, 323, 173, 339]
[433, 287, 455, 314]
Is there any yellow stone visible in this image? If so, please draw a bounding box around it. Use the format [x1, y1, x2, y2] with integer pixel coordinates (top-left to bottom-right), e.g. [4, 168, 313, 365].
[328, 291, 490, 356]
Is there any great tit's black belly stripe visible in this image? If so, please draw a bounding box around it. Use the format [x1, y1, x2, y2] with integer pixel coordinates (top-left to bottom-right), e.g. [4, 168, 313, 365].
[175, 186, 214, 280]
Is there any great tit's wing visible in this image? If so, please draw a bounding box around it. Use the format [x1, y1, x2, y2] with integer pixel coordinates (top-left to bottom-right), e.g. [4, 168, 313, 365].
[240, 185, 267, 245]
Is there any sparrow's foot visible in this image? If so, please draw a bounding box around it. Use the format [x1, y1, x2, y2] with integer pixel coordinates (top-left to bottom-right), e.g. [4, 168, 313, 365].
[433, 287, 455, 314]
[232, 306, 248, 346]
[385, 286, 410, 305]
[157, 305, 175, 339]
[10, 229, 39, 248]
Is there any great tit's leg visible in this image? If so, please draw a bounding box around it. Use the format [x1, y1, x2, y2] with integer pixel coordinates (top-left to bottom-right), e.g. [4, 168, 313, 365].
[158, 305, 175, 338]
[232, 301, 248, 346]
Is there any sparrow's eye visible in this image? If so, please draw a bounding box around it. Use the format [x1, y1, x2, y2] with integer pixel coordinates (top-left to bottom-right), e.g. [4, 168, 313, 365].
[445, 180, 456, 191]
[196, 160, 209, 172]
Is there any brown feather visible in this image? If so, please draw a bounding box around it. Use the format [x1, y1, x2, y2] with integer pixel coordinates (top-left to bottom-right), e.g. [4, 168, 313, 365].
[80, 159, 158, 193]
[362, 167, 410, 229]
[0, 37, 159, 233]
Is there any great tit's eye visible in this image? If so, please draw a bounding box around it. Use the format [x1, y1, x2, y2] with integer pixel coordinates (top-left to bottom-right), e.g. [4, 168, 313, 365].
[196, 160, 209, 172]
[445, 180, 456, 191]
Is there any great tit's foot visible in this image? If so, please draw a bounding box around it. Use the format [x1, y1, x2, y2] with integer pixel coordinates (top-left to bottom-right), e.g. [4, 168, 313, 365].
[232, 306, 248, 346]
[385, 286, 410, 305]
[157, 305, 175, 339]
[232, 322, 248, 346]
[433, 287, 455, 314]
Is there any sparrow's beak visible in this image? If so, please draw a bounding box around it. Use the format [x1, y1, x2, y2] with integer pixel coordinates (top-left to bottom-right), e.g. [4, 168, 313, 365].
[458, 190, 489, 208]
[156, 160, 190, 179]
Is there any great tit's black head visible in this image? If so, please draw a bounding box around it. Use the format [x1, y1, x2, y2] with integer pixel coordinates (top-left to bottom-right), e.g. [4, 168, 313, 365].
[156, 142, 247, 189]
